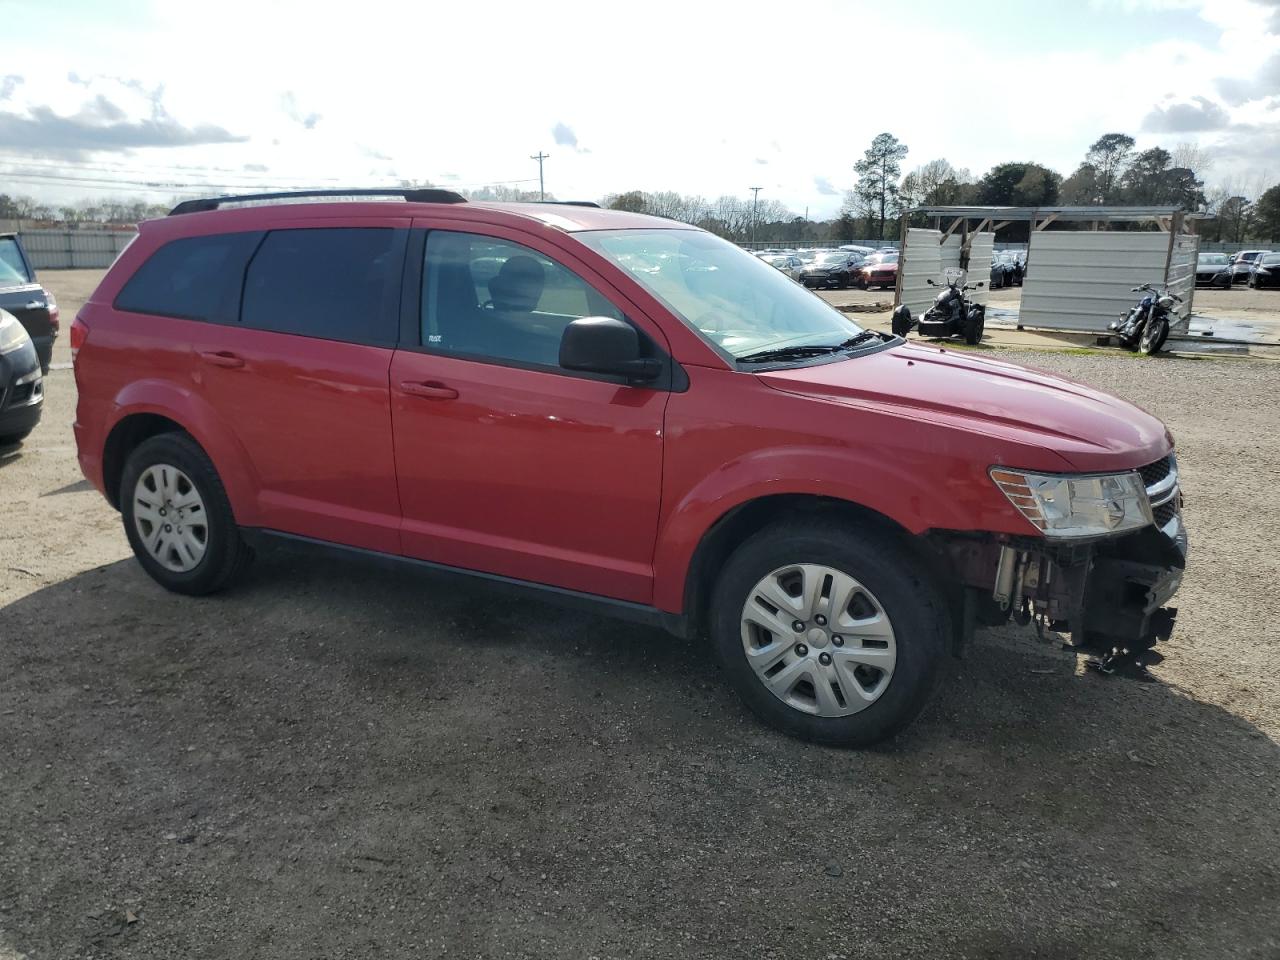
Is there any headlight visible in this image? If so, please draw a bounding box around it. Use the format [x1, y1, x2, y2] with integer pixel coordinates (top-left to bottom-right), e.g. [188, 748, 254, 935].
[1158, 295, 1176, 309]
[990, 468, 1152, 539]
[0, 310, 32, 355]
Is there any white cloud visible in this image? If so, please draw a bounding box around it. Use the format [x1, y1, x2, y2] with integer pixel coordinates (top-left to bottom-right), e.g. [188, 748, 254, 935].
[1, 0, 1278, 213]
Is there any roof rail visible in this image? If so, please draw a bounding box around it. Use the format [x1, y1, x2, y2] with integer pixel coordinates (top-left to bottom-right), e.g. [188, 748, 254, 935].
[168, 188, 467, 216]
[533, 200, 601, 208]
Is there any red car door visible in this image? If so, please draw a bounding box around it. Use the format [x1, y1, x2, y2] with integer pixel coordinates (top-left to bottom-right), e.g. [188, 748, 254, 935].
[191, 219, 408, 553]
[389, 222, 671, 604]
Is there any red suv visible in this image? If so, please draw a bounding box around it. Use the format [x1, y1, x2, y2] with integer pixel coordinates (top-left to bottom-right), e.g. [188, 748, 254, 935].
[72, 190, 1187, 746]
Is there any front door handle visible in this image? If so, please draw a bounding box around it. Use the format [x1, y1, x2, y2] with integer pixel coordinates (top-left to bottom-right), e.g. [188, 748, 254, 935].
[400, 380, 458, 400]
[199, 350, 245, 369]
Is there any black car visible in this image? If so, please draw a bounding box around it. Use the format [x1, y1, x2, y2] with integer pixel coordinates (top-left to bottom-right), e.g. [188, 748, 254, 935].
[0, 308, 44, 445]
[1228, 249, 1271, 285]
[0, 233, 58, 374]
[989, 253, 1020, 289]
[1247, 252, 1280, 289]
[1195, 252, 1233, 289]
[799, 250, 863, 289]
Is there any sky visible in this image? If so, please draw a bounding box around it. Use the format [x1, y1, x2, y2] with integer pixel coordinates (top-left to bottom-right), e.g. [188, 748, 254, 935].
[1, 0, 1278, 217]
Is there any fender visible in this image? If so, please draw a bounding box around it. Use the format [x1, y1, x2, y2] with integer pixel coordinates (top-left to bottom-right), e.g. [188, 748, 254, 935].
[651, 444, 1033, 614]
[107, 378, 263, 524]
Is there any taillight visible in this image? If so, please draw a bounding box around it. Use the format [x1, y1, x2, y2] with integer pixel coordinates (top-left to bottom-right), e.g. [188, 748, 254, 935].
[48, 303, 60, 333]
[70, 315, 89, 363]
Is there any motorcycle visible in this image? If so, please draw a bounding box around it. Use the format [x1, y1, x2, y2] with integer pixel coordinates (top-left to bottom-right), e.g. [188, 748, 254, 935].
[1110, 283, 1180, 355]
[891, 268, 986, 345]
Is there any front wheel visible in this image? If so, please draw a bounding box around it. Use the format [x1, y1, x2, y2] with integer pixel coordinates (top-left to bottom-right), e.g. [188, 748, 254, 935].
[963, 308, 985, 345]
[1139, 316, 1169, 355]
[710, 518, 947, 747]
[120, 432, 253, 595]
[891, 305, 913, 337]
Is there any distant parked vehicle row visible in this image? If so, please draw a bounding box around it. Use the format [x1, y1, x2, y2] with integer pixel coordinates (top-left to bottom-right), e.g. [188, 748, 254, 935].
[0, 233, 58, 373]
[1228, 249, 1270, 284]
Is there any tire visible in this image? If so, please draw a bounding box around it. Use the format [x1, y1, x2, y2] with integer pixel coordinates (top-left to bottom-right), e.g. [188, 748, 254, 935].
[1248, 277, 1256, 289]
[963, 308, 984, 345]
[1139, 317, 1169, 355]
[891, 305, 912, 337]
[710, 517, 948, 747]
[120, 432, 253, 595]
[0, 429, 32, 446]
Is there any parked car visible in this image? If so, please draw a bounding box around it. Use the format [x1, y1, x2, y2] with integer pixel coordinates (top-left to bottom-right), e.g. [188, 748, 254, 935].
[72, 188, 1187, 747]
[857, 251, 898, 289]
[838, 245, 876, 258]
[758, 252, 804, 281]
[1001, 252, 1024, 286]
[0, 307, 44, 444]
[988, 253, 1021, 290]
[1229, 249, 1271, 284]
[1195, 252, 1233, 289]
[1247, 252, 1280, 289]
[0, 233, 59, 374]
[800, 250, 863, 289]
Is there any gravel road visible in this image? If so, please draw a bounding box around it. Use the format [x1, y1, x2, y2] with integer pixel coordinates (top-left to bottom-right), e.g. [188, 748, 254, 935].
[1, 270, 1277, 959]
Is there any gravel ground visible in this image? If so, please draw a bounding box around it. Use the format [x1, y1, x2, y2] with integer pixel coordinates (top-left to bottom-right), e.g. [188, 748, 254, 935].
[2, 270, 1278, 959]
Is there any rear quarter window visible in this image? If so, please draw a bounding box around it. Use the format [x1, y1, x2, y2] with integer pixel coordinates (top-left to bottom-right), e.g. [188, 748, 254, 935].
[0, 237, 31, 284]
[240, 227, 405, 345]
[114, 232, 263, 323]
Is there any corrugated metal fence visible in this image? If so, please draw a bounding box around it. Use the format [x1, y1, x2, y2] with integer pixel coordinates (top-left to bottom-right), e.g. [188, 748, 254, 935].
[16, 230, 136, 269]
[1019, 232, 1196, 334]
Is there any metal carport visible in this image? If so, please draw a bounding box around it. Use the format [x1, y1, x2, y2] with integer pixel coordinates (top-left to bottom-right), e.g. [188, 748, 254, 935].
[895, 206, 1203, 335]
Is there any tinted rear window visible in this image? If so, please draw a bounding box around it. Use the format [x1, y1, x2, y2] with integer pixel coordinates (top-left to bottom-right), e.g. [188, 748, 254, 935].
[240, 228, 404, 345]
[0, 238, 30, 284]
[115, 232, 262, 322]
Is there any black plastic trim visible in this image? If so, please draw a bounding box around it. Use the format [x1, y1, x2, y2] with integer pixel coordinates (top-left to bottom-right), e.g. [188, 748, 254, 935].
[241, 528, 689, 637]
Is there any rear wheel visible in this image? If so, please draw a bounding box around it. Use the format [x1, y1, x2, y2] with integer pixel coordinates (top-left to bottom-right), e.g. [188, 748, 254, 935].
[710, 518, 947, 747]
[891, 305, 912, 337]
[120, 433, 253, 595]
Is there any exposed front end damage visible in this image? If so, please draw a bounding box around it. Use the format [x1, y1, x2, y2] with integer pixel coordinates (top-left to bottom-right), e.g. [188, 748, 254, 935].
[931, 458, 1188, 671]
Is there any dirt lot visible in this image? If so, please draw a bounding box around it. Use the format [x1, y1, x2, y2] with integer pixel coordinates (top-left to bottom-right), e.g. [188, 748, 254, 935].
[2, 270, 1279, 959]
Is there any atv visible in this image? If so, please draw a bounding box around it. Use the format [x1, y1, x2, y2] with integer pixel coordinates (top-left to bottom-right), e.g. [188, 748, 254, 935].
[891, 268, 986, 345]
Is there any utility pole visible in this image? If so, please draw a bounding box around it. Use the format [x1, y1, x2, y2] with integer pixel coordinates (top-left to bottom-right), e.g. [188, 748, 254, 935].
[530, 152, 549, 201]
[750, 186, 762, 247]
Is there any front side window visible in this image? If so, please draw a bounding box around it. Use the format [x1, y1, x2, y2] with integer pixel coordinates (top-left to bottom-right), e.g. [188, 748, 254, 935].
[241, 228, 404, 344]
[0, 238, 30, 285]
[577, 228, 865, 361]
[422, 231, 622, 367]
[115, 232, 261, 322]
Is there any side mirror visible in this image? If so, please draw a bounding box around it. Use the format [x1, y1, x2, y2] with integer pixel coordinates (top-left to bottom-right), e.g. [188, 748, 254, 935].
[559, 317, 661, 382]
[926, 278, 936, 286]
[974, 281, 985, 288]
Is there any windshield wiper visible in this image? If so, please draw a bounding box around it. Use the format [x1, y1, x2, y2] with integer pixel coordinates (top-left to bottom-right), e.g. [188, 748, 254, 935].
[738, 331, 881, 365]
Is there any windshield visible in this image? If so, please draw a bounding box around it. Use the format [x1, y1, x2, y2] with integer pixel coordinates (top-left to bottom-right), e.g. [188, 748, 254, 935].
[578, 228, 866, 360]
[1199, 254, 1229, 265]
[1262, 254, 1280, 266]
[0, 238, 31, 285]
[814, 251, 847, 263]
[867, 252, 898, 264]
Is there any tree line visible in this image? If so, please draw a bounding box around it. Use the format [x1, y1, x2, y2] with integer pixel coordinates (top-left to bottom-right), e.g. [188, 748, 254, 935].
[5, 135, 1279, 245]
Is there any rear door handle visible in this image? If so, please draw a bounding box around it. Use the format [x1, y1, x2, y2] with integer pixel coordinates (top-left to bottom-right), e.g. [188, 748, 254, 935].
[399, 380, 458, 400]
[199, 350, 245, 369]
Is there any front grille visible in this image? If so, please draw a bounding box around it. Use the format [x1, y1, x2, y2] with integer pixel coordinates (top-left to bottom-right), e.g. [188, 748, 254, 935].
[1153, 501, 1177, 528]
[1139, 455, 1173, 488]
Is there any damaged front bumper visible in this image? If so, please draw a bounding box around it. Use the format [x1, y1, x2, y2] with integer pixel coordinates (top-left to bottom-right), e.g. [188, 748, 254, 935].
[937, 505, 1188, 660]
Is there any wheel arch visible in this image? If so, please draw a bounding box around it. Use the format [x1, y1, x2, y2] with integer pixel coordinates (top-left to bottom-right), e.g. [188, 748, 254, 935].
[678, 493, 956, 640]
[102, 381, 259, 520]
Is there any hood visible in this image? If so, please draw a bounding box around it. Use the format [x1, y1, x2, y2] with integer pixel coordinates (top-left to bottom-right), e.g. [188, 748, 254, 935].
[862, 261, 897, 272]
[757, 341, 1170, 473]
